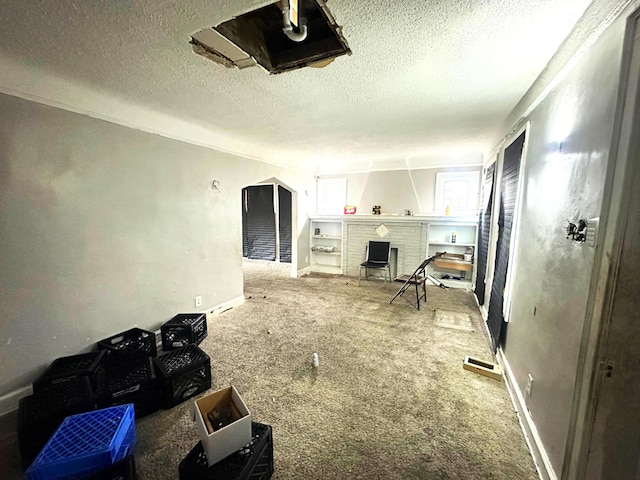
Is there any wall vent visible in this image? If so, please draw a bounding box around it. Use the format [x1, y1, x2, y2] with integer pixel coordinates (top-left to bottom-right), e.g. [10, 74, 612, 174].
[190, 0, 351, 74]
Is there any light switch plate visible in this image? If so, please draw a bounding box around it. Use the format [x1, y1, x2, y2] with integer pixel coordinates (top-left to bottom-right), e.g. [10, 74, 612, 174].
[586, 218, 599, 247]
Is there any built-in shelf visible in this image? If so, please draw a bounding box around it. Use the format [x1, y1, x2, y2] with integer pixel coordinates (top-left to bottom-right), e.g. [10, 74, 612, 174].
[310, 220, 343, 274]
[429, 241, 475, 247]
[427, 222, 478, 290]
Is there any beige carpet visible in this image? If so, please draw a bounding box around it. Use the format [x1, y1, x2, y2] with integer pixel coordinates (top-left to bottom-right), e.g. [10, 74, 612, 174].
[3, 261, 538, 479]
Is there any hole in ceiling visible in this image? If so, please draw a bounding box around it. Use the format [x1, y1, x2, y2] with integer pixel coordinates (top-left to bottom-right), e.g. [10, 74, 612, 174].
[190, 0, 351, 74]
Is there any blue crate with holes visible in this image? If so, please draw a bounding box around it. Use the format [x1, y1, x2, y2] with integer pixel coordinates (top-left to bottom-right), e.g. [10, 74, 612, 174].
[26, 404, 136, 480]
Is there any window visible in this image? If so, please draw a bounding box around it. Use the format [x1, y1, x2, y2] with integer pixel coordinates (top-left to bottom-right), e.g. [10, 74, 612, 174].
[316, 177, 346, 214]
[435, 171, 480, 215]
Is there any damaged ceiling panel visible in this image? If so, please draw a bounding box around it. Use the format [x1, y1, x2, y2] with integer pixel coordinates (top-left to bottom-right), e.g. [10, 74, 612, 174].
[190, 0, 351, 74]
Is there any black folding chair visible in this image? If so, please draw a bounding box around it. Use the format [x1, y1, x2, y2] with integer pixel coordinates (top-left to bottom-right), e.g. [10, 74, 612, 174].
[358, 241, 391, 286]
[390, 253, 444, 310]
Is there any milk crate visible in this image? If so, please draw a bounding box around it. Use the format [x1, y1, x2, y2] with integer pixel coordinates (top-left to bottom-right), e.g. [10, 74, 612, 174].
[153, 345, 211, 408]
[179, 422, 273, 480]
[161, 313, 207, 351]
[26, 404, 136, 480]
[97, 328, 157, 359]
[96, 356, 161, 419]
[33, 351, 106, 397]
[18, 378, 96, 470]
[71, 453, 136, 480]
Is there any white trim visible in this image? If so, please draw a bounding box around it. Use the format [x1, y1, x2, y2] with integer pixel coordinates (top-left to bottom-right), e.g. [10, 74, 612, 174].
[0, 385, 32, 416]
[204, 295, 245, 319]
[503, 123, 530, 322]
[297, 266, 312, 277]
[497, 349, 557, 480]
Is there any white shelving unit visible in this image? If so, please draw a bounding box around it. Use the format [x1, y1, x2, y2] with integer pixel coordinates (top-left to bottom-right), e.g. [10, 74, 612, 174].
[427, 222, 478, 289]
[310, 220, 343, 274]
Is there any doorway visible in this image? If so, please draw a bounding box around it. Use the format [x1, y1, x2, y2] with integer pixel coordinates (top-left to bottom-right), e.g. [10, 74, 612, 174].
[241, 183, 293, 264]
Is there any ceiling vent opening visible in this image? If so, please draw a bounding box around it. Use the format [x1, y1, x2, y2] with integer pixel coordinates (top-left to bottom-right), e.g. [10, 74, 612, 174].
[190, 0, 351, 74]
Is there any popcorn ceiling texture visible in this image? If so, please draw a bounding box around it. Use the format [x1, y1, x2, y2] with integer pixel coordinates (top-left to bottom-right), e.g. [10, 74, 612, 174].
[0, 0, 592, 171]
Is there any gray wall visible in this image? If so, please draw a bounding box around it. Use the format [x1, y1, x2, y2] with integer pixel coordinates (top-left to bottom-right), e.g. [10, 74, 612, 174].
[494, 4, 630, 475]
[319, 166, 482, 216]
[0, 92, 313, 400]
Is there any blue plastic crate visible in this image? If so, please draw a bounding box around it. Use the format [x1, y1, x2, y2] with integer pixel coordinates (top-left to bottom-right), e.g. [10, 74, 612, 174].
[26, 404, 136, 480]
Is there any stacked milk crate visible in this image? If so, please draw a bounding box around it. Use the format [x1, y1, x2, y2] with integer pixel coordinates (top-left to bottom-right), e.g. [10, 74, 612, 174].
[180, 386, 274, 480]
[17, 312, 213, 478]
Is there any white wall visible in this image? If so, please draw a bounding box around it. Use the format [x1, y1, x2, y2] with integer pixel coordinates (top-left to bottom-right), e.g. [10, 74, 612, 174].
[486, 1, 637, 476]
[0, 92, 313, 404]
[318, 165, 482, 216]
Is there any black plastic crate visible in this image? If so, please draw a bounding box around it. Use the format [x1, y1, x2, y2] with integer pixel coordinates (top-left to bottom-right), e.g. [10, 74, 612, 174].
[98, 328, 157, 359]
[179, 422, 273, 480]
[33, 351, 106, 396]
[70, 453, 136, 480]
[96, 356, 161, 419]
[18, 378, 96, 470]
[161, 313, 207, 351]
[153, 345, 211, 408]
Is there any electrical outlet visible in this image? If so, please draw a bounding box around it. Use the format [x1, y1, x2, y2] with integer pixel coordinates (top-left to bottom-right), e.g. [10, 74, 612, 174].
[305, 256, 309, 263]
[525, 374, 534, 397]
[195, 295, 202, 308]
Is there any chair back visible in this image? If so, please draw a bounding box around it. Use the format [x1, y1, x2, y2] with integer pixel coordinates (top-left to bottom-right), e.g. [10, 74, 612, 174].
[366, 241, 391, 263]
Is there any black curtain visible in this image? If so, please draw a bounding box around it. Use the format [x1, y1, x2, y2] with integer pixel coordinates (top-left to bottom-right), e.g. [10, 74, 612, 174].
[278, 186, 292, 263]
[487, 132, 525, 352]
[474, 162, 496, 305]
[242, 185, 276, 261]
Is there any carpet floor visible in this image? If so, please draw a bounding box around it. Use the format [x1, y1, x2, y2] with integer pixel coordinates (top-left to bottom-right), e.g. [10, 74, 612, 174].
[3, 260, 539, 479]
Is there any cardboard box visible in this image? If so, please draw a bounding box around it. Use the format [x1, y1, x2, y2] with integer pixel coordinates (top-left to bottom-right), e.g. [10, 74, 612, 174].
[191, 385, 252, 466]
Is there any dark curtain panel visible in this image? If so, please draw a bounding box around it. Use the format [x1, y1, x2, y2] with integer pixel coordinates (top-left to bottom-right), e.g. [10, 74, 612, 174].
[487, 132, 526, 351]
[474, 162, 496, 305]
[243, 185, 276, 261]
[278, 186, 292, 263]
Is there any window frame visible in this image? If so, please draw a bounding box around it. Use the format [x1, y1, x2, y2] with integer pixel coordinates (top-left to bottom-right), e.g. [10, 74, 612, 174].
[316, 177, 347, 215]
[434, 171, 480, 215]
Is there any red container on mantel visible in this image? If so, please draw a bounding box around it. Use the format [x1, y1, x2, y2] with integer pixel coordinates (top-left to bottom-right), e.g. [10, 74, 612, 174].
[344, 206, 357, 214]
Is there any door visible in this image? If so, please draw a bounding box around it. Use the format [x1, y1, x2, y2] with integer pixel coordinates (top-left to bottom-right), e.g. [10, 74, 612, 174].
[486, 132, 525, 351]
[584, 150, 640, 479]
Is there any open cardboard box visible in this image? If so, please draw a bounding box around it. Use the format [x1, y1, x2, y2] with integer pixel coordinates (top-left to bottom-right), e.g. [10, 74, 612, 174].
[191, 385, 252, 466]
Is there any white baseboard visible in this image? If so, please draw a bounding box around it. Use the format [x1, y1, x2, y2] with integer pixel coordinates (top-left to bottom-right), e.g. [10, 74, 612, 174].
[497, 349, 557, 480]
[204, 295, 245, 321]
[297, 266, 311, 277]
[0, 385, 32, 416]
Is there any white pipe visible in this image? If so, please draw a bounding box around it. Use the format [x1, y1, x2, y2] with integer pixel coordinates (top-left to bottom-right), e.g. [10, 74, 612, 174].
[282, 0, 308, 42]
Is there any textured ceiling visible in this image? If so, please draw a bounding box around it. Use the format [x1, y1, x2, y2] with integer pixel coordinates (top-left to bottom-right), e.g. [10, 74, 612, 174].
[0, 0, 592, 172]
